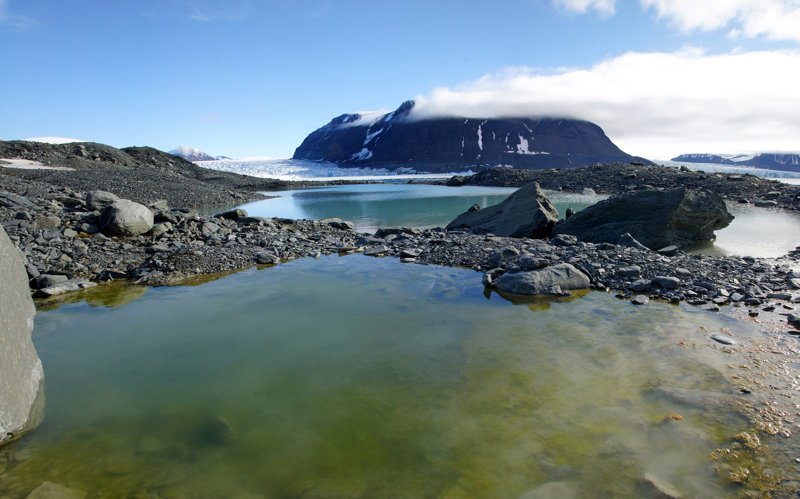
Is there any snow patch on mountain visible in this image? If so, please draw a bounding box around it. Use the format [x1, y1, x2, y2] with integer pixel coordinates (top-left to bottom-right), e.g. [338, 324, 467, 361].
[23, 137, 86, 144]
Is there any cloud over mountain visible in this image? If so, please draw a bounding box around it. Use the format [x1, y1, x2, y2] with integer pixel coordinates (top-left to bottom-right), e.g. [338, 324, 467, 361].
[411, 49, 800, 159]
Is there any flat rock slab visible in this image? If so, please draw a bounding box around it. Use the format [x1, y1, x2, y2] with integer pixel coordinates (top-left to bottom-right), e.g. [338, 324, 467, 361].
[494, 263, 590, 296]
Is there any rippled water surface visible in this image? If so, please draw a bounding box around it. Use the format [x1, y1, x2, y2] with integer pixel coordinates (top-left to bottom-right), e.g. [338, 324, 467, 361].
[0, 256, 770, 497]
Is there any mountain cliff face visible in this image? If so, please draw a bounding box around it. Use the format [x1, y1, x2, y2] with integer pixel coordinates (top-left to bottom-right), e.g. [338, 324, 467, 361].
[293, 101, 645, 172]
[672, 153, 800, 172]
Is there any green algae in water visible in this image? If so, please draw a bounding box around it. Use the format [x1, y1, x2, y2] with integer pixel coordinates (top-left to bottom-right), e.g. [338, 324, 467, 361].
[0, 256, 768, 497]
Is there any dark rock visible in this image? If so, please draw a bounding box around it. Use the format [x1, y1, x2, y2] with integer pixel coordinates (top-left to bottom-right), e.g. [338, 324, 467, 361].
[215, 208, 247, 221]
[616, 233, 649, 251]
[255, 252, 279, 265]
[446, 183, 559, 238]
[0, 191, 35, 209]
[30, 274, 68, 290]
[657, 245, 679, 257]
[494, 263, 590, 295]
[554, 188, 733, 249]
[652, 276, 681, 290]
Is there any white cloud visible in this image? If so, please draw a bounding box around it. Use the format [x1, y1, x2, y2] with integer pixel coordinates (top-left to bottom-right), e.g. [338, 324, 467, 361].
[553, 0, 800, 42]
[553, 0, 616, 15]
[411, 49, 800, 160]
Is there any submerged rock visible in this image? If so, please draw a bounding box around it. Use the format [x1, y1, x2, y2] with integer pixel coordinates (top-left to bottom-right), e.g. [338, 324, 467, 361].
[26, 482, 86, 499]
[554, 188, 734, 249]
[0, 225, 44, 446]
[446, 182, 559, 238]
[493, 263, 590, 296]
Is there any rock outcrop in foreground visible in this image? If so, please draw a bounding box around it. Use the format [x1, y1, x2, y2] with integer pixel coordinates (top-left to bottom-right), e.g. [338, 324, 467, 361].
[446, 182, 559, 238]
[0, 225, 43, 446]
[293, 100, 647, 172]
[554, 188, 734, 250]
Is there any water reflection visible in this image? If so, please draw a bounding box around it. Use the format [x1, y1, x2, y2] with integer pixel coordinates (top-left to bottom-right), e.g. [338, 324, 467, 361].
[238, 184, 604, 232]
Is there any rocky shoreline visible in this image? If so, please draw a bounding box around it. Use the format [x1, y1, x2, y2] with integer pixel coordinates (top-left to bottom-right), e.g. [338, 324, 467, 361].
[446, 163, 800, 212]
[0, 170, 798, 333]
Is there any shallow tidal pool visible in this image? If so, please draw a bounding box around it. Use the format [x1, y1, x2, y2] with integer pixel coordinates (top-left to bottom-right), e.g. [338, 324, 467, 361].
[0, 256, 772, 497]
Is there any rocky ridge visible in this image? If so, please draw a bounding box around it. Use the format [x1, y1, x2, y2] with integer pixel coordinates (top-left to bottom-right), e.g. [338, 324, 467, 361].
[448, 163, 800, 212]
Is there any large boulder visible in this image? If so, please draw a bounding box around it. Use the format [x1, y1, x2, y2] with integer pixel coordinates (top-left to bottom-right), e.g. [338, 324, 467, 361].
[554, 188, 733, 249]
[85, 190, 120, 211]
[0, 225, 44, 446]
[446, 182, 559, 238]
[100, 199, 154, 236]
[494, 263, 591, 296]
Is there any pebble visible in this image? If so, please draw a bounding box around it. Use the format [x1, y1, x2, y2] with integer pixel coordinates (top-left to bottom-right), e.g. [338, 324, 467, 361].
[711, 334, 736, 345]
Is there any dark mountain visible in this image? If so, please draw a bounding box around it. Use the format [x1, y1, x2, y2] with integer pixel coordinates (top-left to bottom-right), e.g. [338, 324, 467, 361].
[672, 153, 800, 173]
[293, 100, 647, 172]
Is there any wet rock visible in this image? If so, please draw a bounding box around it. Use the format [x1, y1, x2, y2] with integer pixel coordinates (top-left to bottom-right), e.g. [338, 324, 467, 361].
[637, 473, 682, 499]
[554, 188, 733, 249]
[631, 295, 649, 305]
[652, 276, 680, 290]
[519, 481, 580, 499]
[255, 252, 279, 265]
[0, 225, 44, 446]
[30, 274, 68, 290]
[26, 482, 85, 499]
[494, 263, 590, 296]
[100, 199, 154, 236]
[711, 333, 736, 345]
[446, 182, 559, 238]
[37, 280, 97, 297]
[85, 190, 120, 211]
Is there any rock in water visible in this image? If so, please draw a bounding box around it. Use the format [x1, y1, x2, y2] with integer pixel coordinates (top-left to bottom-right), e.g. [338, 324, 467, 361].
[494, 263, 590, 295]
[554, 188, 733, 249]
[100, 199, 154, 236]
[446, 182, 559, 238]
[0, 225, 44, 446]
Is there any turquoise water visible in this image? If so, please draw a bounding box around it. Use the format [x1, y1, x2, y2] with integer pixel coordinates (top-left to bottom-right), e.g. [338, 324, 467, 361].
[0, 256, 772, 497]
[238, 183, 800, 257]
[238, 184, 604, 232]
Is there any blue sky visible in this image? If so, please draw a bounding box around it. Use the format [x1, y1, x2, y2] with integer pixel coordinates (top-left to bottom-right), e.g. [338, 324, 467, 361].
[1, 0, 799, 159]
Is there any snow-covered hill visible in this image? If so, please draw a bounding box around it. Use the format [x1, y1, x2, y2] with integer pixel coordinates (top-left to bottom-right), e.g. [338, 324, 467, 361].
[169, 146, 230, 162]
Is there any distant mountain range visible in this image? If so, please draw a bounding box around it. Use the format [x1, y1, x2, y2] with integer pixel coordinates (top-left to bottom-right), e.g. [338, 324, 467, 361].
[672, 153, 800, 172]
[293, 100, 648, 172]
[169, 146, 230, 162]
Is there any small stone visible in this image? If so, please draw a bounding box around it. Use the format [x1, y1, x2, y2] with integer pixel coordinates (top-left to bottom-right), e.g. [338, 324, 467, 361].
[631, 295, 649, 305]
[657, 245, 679, 257]
[711, 334, 736, 345]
